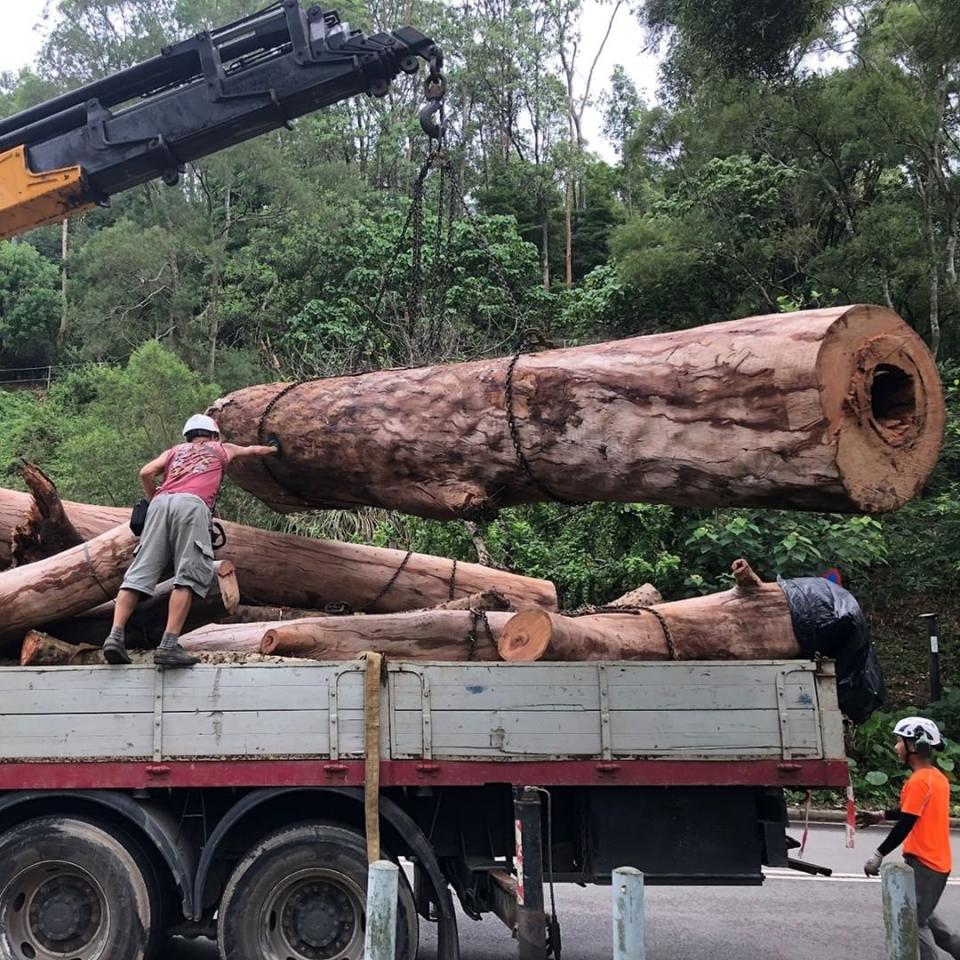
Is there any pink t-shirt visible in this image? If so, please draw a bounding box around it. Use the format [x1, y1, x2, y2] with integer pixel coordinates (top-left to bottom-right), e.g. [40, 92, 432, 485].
[155, 441, 228, 510]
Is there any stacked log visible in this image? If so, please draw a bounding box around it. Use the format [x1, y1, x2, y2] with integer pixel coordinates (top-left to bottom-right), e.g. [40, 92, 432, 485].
[498, 560, 799, 662]
[210, 305, 944, 519]
[0, 486, 556, 612]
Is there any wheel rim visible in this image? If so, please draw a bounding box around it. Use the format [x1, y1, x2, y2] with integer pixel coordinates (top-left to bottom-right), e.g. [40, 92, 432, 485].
[1, 861, 110, 960]
[259, 867, 365, 960]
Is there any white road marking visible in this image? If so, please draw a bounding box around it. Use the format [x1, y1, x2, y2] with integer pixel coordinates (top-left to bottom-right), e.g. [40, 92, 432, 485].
[765, 869, 960, 885]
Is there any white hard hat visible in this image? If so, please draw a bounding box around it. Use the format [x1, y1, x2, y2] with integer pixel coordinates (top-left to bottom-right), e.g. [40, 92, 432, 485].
[182, 414, 220, 437]
[893, 716, 943, 748]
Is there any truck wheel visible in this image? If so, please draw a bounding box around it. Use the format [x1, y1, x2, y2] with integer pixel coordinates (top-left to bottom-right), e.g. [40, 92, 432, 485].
[218, 822, 419, 960]
[0, 815, 159, 960]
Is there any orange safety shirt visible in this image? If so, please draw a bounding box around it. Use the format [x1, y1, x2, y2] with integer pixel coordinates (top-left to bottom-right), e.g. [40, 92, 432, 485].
[901, 765, 952, 874]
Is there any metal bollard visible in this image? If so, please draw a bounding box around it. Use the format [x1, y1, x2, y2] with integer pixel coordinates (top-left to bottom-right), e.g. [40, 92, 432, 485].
[882, 862, 919, 960]
[612, 866, 645, 960]
[364, 860, 399, 960]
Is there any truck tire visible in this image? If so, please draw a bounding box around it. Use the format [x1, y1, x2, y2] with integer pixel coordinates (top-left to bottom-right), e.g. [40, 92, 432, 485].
[218, 822, 419, 960]
[0, 815, 159, 960]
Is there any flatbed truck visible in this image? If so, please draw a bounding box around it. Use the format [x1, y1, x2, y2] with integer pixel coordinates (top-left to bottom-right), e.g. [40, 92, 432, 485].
[0, 657, 847, 959]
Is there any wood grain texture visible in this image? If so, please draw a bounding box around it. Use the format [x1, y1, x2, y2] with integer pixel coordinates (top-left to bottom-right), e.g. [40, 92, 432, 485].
[0, 486, 556, 611]
[211, 305, 944, 519]
[0, 522, 136, 647]
[258, 609, 514, 660]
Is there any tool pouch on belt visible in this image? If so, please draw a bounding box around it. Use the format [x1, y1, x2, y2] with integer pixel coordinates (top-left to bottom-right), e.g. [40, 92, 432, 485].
[130, 498, 149, 536]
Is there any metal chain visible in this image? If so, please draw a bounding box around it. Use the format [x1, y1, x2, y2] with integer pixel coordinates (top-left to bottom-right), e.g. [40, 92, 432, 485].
[467, 607, 494, 661]
[504, 347, 579, 506]
[448, 557, 458, 601]
[563, 603, 679, 661]
[366, 549, 414, 611]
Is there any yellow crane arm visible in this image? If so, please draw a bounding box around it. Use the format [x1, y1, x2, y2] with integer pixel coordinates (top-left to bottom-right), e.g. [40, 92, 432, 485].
[0, 146, 94, 238]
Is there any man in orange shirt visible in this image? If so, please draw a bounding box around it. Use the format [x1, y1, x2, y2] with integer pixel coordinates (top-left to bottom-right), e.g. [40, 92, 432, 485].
[858, 717, 960, 960]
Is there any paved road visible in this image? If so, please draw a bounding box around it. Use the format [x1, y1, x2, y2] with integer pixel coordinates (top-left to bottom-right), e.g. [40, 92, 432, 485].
[168, 824, 960, 959]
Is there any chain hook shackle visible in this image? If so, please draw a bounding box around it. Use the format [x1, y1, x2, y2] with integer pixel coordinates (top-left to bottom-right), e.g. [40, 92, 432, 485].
[418, 46, 447, 142]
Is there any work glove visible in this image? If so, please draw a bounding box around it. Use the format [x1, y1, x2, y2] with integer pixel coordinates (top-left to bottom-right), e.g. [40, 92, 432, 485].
[856, 810, 884, 829]
[266, 433, 281, 455]
[863, 850, 884, 877]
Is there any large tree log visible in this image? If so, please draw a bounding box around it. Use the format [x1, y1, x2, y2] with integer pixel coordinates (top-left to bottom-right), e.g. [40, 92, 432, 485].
[210, 306, 943, 519]
[21, 632, 101, 666]
[0, 523, 136, 648]
[43, 561, 239, 648]
[499, 560, 800, 662]
[0, 487, 556, 610]
[258, 610, 514, 661]
[10, 461, 83, 566]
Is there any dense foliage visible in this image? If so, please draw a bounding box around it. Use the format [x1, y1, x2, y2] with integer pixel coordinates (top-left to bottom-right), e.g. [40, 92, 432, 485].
[3, 0, 960, 805]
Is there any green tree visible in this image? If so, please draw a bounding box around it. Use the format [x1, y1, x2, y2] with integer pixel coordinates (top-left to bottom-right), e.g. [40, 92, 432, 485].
[0, 243, 60, 370]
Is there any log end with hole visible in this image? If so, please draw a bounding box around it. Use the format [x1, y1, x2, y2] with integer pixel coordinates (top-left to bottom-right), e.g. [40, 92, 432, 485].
[820, 304, 944, 512]
[497, 609, 554, 662]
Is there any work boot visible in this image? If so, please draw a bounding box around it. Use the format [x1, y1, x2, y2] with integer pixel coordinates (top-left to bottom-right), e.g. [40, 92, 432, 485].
[102, 631, 131, 665]
[154, 643, 200, 668]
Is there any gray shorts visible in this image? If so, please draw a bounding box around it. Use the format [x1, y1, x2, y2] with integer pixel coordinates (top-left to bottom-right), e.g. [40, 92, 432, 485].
[121, 493, 215, 598]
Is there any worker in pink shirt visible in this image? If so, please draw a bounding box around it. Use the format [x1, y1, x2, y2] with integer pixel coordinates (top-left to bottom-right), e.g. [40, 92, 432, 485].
[103, 414, 278, 667]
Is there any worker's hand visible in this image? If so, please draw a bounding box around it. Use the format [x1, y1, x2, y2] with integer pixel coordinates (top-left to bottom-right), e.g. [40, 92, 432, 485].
[856, 809, 884, 829]
[266, 433, 281, 455]
[863, 850, 884, 877]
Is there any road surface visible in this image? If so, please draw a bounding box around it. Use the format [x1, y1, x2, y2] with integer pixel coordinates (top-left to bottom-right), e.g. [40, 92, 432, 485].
[168, 823, 960, 958]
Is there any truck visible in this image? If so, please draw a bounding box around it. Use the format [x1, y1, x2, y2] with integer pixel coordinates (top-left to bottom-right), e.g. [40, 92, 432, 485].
[0, 5, 849, 958]
[0, 656, 847, 959]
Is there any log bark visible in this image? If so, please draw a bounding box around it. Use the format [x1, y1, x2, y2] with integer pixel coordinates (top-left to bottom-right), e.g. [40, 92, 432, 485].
[0, 486, 556, 610]
[220, 604, 330, 624]
[431, 590, 512, 611]
[210, 306, 944, 519]
[259, 610, 514, 661]
[20, 632, 101, 666]
[499, 559, 800, 662]
[43, 561, 239, 648]
[607, 583, 662, 607]
[11, 461, 83, 566]
[0, 523, 136, 648]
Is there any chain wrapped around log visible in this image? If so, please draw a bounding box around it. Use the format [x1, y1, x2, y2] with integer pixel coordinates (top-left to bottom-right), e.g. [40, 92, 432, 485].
[208, 305, 944, 519]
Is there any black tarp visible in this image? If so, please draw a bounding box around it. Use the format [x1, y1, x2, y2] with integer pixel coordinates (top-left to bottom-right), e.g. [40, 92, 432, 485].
[777, 576, 886, 723]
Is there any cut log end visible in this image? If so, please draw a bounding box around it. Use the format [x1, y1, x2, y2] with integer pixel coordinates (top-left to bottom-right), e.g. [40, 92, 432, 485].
[824, 305, 945, 512]
[497, 609, 553, 662]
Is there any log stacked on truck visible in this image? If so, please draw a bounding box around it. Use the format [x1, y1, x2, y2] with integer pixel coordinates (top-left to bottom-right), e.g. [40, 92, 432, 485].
[0, 473, 554, 658]
[210, 305, 944, 519]
[0, 307, 917, 722]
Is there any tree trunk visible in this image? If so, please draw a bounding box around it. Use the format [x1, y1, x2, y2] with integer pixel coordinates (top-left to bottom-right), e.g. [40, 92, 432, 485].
[499, 560, 799, 662]
[0, 523, 136, 649]
[43, 560, 239, 648]
[11, 461, 84, 565]
[258, 610, 514, 660]
[20, 632, 103, 666]
[212, 306, 944, 519]
[58, 219, 69, 346]
[0, 487, 556, 610]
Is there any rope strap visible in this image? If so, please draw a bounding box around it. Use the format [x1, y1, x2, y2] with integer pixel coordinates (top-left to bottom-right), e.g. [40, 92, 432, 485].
[362, 651, 385, 864]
